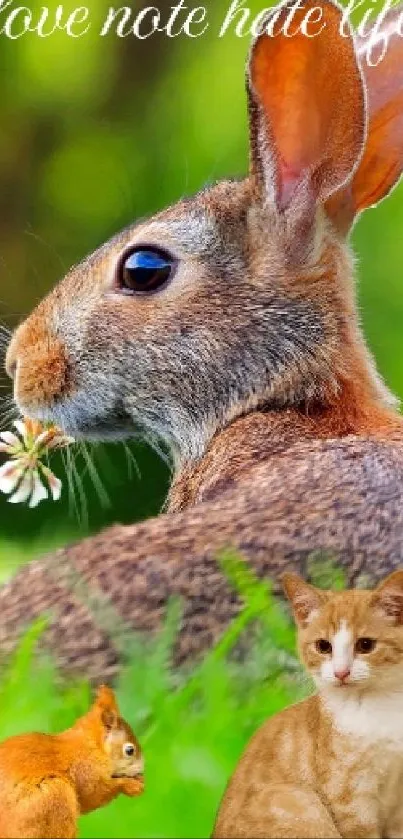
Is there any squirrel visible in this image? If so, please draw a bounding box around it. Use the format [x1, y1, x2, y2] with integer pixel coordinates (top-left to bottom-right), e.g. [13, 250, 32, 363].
[2, 0, 403, 680]
[0, 686, 144, 839]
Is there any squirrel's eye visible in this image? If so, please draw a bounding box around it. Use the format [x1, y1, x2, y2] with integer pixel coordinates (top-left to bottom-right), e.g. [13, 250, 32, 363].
[355, 637, 376, 654]
[123, 742, 135, 757]
[315, 639, 332, 654]
[117, 248, 174, 295]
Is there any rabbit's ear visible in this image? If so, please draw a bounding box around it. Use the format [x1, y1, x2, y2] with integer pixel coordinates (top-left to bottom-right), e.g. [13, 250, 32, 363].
[327, 5, 403, 231]
[248, 0, 365, 219]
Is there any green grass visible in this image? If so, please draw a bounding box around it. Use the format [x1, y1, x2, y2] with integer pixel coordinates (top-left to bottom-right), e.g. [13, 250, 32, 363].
[0, 532, 75, 583]
[0, 553, 312, 839]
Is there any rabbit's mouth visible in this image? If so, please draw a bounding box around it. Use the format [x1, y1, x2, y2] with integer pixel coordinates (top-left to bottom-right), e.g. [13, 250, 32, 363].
[6, 324, 138, 441]
[15, 390, 136, 442]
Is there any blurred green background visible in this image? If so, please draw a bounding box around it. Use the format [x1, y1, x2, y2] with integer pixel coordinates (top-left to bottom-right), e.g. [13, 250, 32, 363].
[0, 0, 402, 568]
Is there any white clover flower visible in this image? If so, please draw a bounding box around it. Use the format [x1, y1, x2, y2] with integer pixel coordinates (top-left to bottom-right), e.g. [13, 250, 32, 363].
[0, 419, 74, 508]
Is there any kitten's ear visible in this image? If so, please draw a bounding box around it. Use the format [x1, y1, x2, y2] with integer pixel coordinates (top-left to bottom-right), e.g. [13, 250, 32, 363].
[95, 684, 119, 730]
[371, 571, 403, 624]
[282, 574, 325, 626]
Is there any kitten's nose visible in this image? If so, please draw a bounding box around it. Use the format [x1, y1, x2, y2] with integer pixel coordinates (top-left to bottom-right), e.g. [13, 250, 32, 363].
[334, 667, 350, 682]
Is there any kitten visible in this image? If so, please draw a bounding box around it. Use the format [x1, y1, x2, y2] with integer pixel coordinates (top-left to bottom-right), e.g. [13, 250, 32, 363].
[213, 570, 403, 839]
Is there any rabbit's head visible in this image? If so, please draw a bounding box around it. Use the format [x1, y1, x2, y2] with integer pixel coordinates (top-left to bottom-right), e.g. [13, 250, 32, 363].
[6, 0, 403, 465]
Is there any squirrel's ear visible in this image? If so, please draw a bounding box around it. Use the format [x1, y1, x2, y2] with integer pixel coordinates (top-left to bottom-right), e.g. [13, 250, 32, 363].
[327, 4, 403, 232]
[247, 0, 365, 221]
[95, 684, 119, 729]
[282, 573, 326, 627]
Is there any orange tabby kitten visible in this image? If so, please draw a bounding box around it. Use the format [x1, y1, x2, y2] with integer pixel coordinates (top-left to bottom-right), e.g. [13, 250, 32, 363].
[214, 570, 403, 839]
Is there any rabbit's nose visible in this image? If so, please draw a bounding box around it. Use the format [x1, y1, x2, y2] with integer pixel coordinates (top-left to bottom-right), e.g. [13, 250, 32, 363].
[5, 320, 71, 411]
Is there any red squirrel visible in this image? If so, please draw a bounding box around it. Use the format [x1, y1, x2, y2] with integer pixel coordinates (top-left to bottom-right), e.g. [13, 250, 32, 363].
[0, 685, 144, 838]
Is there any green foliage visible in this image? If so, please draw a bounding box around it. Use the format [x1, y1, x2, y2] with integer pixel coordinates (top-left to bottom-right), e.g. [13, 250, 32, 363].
[306, 554, 347, 591]
[0, 562, 307, 839]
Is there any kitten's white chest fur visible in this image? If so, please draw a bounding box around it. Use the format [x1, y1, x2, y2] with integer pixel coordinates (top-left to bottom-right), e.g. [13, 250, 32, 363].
[322, 689, 403, 838]
[323, 689, 403, 746]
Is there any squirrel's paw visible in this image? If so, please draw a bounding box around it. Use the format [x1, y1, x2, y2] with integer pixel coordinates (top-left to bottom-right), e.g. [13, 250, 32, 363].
[119, 776, 144, 797]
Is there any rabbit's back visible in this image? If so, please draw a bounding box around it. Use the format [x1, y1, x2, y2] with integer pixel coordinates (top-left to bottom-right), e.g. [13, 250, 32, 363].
[0, 426, 402, 680]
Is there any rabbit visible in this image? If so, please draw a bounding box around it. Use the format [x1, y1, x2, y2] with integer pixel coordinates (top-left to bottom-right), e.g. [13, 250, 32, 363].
[2, 0, 403, 680]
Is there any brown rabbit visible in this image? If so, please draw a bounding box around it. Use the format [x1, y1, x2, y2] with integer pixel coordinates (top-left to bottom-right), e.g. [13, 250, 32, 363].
[2, 0, 403, 679]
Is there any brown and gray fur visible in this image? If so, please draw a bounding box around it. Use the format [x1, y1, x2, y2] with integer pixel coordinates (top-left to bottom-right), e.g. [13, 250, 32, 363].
[214, 570, 403, 839]
[2, 0, 403, 679]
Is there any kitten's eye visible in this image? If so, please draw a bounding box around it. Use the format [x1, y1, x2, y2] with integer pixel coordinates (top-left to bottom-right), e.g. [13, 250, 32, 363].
[315, 639, 332, 654]
[117, 247, 174, 295]
[123, 742, 135, 757]
[355, 637, 376, 654]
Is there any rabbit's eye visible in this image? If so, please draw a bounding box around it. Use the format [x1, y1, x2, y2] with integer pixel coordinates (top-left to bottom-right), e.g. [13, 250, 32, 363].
[123, 742, 135, 757]
[118, 248, 174, 294]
